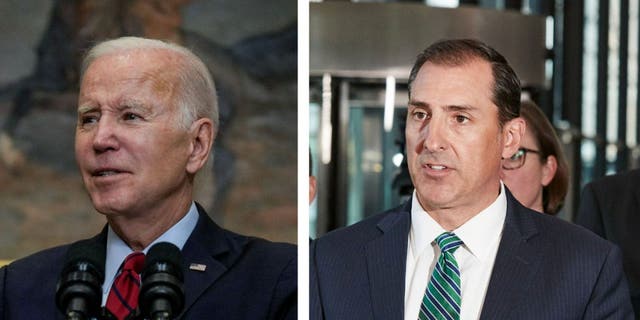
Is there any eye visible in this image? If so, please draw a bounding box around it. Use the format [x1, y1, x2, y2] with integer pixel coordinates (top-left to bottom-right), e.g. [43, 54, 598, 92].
[123, 112, 142, 121]
[454, 115, 469, 124]
[412, 110, 430, 121]
[80, 114, 98, 125]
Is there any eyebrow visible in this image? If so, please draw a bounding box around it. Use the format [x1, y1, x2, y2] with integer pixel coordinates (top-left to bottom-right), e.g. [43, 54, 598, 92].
[408, 100, 476, 112]
[408, 99, 428, 108]
[445, 105, 476, 113]
[77, 104, 97, 115]
[117, 100, 150, 113]
[77, 100, 152, 114]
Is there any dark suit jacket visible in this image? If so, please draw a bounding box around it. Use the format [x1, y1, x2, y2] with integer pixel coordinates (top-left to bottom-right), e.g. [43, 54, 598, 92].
[310, 189, 634, 319]
[576, 168, 640, 314]
[0, 204, 297, 319]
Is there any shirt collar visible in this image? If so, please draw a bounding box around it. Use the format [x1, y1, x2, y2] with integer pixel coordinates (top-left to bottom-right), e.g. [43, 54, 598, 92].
[453, 183, 506, 261]
[409, 183, 506, 261]
[409, 193, 446, 258]
[103, 202, 199, 295]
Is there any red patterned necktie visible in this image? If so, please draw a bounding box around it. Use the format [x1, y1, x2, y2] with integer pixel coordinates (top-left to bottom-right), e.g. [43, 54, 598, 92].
[106, 252, 145, 320]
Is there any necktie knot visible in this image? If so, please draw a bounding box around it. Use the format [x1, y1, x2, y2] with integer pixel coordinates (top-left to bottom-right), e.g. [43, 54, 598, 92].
[122, 251, 145, 274]
[435, 232, 462, 254]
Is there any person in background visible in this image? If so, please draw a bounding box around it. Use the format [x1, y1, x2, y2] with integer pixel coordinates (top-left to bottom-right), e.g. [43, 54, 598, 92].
[500, 99, 569, 215]
[0, 36, 296, 319]
[310, 150, 317, 204]
[576, 168, 640, 314]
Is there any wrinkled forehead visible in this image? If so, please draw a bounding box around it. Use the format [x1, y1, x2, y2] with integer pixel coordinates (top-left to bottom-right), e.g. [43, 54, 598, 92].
[415, 60, 495, 98]
[81, 49, 183, 101]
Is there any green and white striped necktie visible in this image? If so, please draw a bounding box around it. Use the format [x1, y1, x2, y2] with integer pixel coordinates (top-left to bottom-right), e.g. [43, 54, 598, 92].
[418, 232, 463, 320]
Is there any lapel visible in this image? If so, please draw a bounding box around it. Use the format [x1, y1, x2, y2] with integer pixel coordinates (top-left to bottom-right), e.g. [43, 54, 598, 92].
[365, 202, 411, 320]
[178, 203, 235, 316]
[86, 206, 231, 319]
[79, 226, 108, 256]
[479, 189, 543, 319]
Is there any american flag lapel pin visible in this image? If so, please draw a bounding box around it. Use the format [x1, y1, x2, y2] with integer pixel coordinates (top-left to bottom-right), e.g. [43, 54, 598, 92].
[189, 263, 207, 272]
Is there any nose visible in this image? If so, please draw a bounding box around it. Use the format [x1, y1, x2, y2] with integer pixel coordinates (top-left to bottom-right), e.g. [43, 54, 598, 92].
[92, 118, 119, 153]
[422, 117, 448, 152]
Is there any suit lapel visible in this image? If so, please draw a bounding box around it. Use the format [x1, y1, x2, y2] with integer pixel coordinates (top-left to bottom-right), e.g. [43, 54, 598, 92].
[180, 237, 228, 314]
[96, 207, 230, 318]
[365, 204, 411, 320]
[480, 190, 542, 319]
[178, 204, 235, 316]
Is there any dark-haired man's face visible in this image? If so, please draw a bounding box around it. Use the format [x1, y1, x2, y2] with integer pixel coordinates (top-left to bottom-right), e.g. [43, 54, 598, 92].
[406, 60, 523, 217]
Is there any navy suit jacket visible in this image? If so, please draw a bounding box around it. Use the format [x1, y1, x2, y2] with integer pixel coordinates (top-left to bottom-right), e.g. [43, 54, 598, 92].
[576, 168, 640, 314]
[310, 189, 634, 319]
[0, 204, 297, 319]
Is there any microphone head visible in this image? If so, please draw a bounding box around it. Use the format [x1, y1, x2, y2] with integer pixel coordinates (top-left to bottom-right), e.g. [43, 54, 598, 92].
[143, 241, 183, 280]
[56, 239, 105, 318]
[140, 242, 185, 318]
[62, 240, 106, 281]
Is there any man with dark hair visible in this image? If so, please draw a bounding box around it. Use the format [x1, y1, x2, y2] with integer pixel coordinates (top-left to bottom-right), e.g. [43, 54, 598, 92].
[310, 39, 633, 319]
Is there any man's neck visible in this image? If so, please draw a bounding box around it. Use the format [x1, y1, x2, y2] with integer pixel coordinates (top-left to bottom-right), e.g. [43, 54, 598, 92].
[107, 197, 192, 251]
[418, 185, 502, 231]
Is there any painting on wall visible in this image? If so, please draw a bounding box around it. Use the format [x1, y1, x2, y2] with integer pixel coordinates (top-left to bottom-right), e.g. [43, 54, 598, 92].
[0, 0, 297, 261]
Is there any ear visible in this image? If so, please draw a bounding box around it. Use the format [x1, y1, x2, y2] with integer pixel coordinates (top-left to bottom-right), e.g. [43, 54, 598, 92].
[501, 117, 526, 159]
[309, 176, 317, 204]
[186, 118, 215, 174]
[541, 155, 558, 186]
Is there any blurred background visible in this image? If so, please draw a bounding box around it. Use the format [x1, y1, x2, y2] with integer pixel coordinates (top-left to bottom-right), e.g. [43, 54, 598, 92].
[309, 0, 639, 237]
[0, 0, 297, 261]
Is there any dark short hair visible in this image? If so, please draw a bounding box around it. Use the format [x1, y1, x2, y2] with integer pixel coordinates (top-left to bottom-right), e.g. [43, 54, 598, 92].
[408, 39, 521, 126]
[520, 100, 569, 215]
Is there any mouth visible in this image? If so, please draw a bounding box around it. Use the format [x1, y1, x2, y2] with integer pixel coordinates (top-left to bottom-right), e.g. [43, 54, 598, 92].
[91, 168, 127, 177]
[426, 164, 448, 171]
[420, 162, 453, 177]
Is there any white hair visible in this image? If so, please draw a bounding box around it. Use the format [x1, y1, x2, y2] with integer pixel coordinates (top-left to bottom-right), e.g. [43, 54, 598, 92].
[81, 36, 219, 131]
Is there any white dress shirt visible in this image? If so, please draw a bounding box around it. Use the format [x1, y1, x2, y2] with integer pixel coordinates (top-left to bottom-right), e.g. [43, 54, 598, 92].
[101, 202, 199, 305]
[404, 184, 507, 320]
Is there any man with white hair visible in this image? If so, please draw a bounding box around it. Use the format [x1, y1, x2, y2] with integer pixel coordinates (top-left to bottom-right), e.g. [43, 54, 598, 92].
[0, 37, 296, 319]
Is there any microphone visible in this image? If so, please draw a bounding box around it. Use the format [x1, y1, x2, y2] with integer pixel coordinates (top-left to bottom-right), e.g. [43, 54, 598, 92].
[139, 242, 185, 320]
[56, 240, 105, 320]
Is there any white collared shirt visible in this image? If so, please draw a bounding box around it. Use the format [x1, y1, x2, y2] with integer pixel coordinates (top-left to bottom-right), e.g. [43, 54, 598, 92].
[404, 183, 507, 320]
[101, 202, 199, 305]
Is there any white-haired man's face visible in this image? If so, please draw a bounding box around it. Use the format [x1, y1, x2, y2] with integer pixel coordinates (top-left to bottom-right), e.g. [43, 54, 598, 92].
[75, 49, 207, 217]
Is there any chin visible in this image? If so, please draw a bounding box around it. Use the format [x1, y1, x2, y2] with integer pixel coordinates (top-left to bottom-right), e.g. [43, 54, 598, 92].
[90, 194, 133, 216]
[92, 203, 123, 216]
[417, 191, 454, 209]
